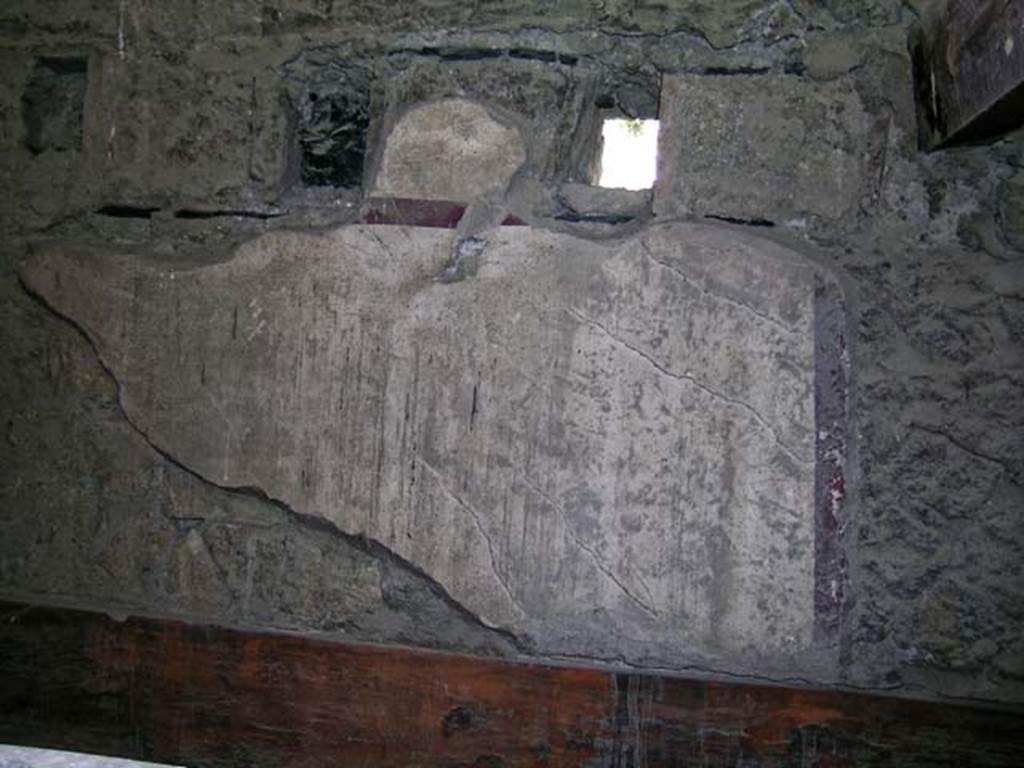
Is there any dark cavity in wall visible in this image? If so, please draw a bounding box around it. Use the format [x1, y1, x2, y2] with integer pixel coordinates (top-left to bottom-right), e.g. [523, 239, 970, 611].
[95, 205, 159, 219]
[294, 64, 372, 188]
[22, 57, 87, 154]
[597, 69, 661, 121]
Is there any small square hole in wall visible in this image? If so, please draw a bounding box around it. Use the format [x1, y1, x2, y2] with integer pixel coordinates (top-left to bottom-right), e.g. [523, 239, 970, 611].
[22, 57, 88, 154]
[300, 90, 370, 188]
[597, 118, 659, 191]
[288, 61, 373, 190]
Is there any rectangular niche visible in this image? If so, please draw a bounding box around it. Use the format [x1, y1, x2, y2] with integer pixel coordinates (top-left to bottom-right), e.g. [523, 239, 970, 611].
[22, 57, 88, 154]
[291, 62, 373, 189]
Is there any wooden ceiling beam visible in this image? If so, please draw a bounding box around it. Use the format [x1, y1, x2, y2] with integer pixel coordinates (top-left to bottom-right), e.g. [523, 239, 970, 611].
[1, 599, 1023, 767]
[910, 0, 1024, 149]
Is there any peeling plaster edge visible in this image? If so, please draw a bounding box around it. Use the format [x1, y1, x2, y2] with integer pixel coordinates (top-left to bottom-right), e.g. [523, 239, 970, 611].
[15, 272, 529, 656]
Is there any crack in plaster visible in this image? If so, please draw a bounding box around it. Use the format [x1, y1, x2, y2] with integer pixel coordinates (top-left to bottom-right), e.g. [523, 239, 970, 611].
[519, 475, 659, 619]
[17, 276, 527, 652]
[416, 457, 527, 619]
[639, 238, 801, 337]
[562, 305, 814, 467]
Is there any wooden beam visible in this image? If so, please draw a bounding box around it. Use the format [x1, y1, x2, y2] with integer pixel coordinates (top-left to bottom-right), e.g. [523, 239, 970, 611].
[910, 0, 1024, 149]
[1, 599, 1022, 767]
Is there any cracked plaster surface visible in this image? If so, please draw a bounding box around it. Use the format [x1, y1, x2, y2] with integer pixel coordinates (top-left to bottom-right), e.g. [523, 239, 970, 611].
[20, 220, 825, 674]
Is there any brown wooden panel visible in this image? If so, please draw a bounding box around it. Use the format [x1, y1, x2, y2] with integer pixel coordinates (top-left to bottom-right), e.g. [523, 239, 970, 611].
[1, 600, 1022, 767]
[910, 0, 1024, 149]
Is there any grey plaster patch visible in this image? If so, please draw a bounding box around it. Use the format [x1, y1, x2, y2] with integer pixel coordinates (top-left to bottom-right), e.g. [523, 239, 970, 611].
[654, 74, 872, 225]
[373, 99, 526, 202]
[21, 221, 828, 674]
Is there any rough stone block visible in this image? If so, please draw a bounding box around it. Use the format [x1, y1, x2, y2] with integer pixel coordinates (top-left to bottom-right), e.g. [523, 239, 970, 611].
[554, 183, 651, 223]
[87, 55, 288, 203]
[21, 221, 831, 674]
[371, 49, 606, 183]
[373, 99, 526, 202]
[654, 74, 872, 225]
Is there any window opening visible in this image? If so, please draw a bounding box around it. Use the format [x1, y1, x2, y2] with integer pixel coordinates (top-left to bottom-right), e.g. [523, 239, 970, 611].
[597, 118, 659, 191]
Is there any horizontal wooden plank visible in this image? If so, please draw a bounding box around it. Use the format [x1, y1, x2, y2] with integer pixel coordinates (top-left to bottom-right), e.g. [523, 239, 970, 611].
[910, 0, 1024, 148]
[1, 599, 1022, 767]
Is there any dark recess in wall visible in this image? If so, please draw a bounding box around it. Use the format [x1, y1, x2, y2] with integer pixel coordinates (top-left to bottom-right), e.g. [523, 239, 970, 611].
[297, 73, 371, 188]
[599, 69, 661, 120]
[95, 205, 160, 219]
[22, 57, 87, 154]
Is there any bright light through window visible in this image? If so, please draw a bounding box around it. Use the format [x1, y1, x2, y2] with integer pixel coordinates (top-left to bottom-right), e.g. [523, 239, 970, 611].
[598, 118, 659, 190]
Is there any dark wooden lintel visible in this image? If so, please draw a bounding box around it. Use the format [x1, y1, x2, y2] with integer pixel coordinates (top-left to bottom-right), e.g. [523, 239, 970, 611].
[1, 600, 1022, 767]
[910, 0, 1024, 149]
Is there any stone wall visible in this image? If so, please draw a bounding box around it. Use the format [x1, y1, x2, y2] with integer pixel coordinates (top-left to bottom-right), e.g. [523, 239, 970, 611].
[0, 0, 1021, 705]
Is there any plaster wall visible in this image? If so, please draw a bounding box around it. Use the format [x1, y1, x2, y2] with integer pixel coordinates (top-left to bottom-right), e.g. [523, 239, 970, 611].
[0, 0, 1021, 706]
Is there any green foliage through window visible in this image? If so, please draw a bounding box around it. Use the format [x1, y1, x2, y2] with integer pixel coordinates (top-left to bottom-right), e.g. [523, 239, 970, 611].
[624, 118, 644, 136]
